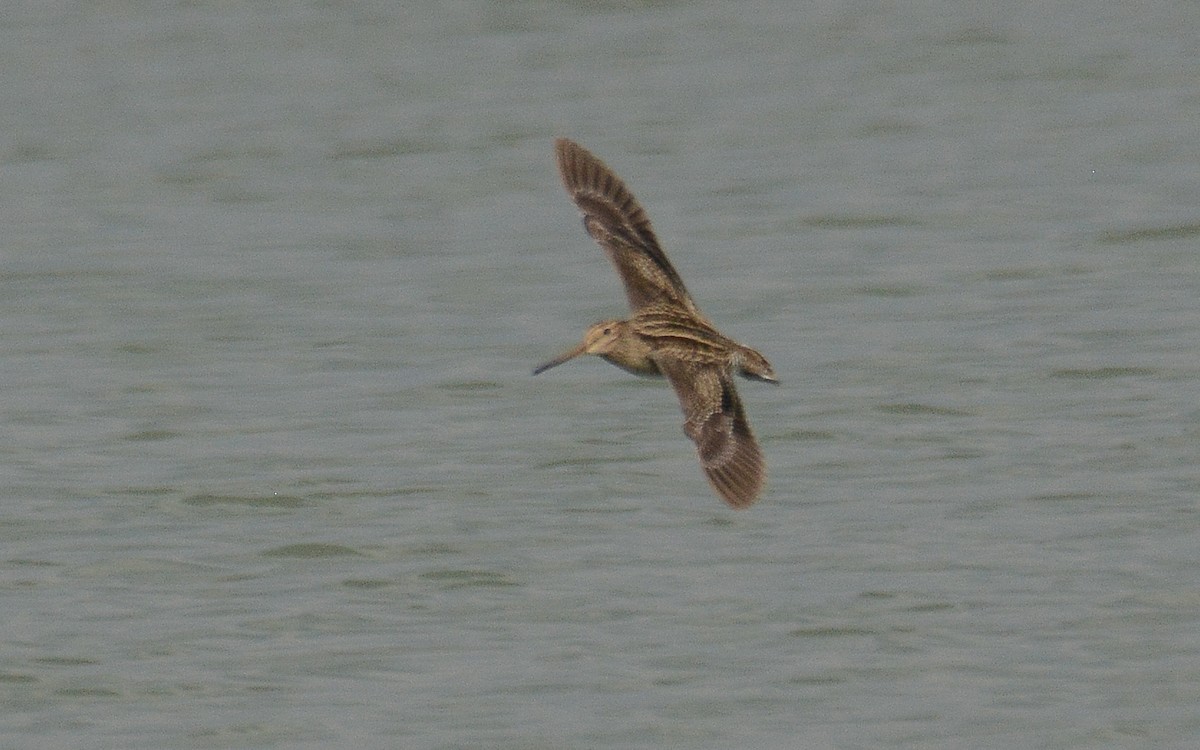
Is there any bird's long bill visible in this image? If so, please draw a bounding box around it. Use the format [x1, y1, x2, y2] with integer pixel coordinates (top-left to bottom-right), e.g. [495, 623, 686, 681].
[532, 341, 588, 375]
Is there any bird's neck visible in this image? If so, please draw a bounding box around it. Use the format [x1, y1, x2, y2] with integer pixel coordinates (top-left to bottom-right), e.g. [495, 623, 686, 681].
[600, 351, 661, 378]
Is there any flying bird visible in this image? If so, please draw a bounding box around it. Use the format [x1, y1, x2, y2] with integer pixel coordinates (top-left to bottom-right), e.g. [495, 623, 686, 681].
[534, 139, 777, 508]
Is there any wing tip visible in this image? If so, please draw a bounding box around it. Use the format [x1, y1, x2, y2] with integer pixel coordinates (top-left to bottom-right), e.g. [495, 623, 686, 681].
[698, 424, 765, 509]
[705, 460, 765, 509]
[555, 138, 617, 202]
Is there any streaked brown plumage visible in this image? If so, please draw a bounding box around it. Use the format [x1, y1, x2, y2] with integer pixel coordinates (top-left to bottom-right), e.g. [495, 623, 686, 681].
[534, 138, 777, 508]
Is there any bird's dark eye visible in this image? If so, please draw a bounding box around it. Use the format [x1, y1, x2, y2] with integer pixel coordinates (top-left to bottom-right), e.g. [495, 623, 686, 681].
[603, 327, 612, 335]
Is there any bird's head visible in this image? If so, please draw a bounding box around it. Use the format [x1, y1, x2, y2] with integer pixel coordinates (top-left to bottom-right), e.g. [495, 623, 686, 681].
[533, 319, 626, 375]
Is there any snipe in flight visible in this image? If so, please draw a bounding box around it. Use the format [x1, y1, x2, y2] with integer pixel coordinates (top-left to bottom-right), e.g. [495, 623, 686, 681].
[534, 139, 777, 508]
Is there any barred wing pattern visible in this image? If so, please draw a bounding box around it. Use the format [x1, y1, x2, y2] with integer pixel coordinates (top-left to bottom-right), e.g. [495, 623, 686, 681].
[555, 139, 698, 314]
[656, 358, 765, 509]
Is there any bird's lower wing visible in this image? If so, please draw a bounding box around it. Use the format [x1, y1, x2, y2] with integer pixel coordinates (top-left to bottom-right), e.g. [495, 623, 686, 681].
[658, 359, 765, 508]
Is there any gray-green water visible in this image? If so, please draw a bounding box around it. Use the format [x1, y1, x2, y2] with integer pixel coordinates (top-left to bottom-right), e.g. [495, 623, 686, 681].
[3, 2, 1199, 748]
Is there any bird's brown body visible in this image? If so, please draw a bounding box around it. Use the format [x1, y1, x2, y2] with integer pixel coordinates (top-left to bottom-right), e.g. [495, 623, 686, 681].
[535, 139, 777, 508]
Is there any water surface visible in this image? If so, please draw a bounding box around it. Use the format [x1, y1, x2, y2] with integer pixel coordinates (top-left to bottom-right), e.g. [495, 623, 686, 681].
[2, 2, 1199, 748]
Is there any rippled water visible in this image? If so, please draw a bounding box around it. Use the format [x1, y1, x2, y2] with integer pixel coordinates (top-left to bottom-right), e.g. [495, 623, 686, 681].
[3, 2, 1199, 748]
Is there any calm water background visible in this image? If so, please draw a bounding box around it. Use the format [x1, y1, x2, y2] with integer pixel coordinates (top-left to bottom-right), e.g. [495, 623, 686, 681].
[3, 2, 1199, 748]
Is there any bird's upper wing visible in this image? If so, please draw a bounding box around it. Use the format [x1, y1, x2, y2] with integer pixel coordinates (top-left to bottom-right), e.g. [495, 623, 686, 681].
[555, 138, 698, 314]
[656, 357, 764, 508]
